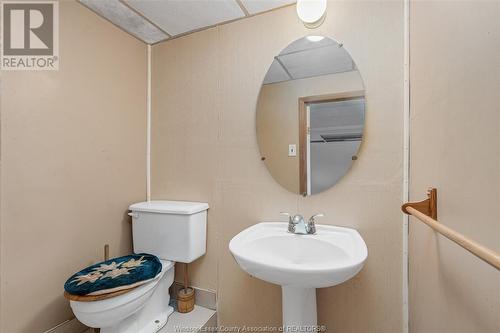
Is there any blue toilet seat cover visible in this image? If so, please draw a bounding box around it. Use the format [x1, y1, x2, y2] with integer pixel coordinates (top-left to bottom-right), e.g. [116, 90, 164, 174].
[64, 253, 162, 296]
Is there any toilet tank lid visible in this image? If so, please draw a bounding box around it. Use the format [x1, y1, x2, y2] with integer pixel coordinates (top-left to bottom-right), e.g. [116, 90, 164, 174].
[129, 200, 209, 215]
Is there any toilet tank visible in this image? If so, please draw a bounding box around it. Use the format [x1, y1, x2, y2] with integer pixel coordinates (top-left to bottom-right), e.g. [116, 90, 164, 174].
[129, 201, 209, 263]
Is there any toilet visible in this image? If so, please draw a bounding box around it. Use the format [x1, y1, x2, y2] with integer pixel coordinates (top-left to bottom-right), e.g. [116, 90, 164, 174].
[67, 200, 209, 333]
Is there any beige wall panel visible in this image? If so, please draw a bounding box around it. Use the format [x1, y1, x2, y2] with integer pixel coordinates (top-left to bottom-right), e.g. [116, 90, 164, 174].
[409, 1, 500, 333]
[152, 1, 403, 331]
[151, 27, 220, 290]
[0, 2, 147, 332]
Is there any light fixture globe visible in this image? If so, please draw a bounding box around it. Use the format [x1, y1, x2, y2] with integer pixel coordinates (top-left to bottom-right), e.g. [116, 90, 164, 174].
[306, 35, 325, 42]
[296, 0, 327, 29]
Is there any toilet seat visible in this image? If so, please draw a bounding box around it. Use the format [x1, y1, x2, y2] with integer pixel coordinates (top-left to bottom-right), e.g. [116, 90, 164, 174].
[69, 259, 175, 332]
[64, 260, 174, 303]
[64, 287, 139, 302]
[64, 253, 163, 297]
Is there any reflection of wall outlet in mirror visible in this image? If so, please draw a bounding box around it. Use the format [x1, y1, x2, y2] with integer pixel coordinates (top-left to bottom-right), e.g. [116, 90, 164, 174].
[288, 144, 297, 157]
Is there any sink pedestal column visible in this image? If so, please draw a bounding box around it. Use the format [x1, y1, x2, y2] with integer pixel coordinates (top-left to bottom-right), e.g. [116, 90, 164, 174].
[282, 286, 317, 331]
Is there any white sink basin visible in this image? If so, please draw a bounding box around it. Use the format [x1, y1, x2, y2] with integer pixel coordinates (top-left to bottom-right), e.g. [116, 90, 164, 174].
[229, 222, 367, 288]
[229, 222, 367, 329]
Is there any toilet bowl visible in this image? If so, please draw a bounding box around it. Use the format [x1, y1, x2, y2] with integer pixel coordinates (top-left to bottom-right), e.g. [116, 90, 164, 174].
[70, 260, 175, 333]
[66, 200, 208, 333]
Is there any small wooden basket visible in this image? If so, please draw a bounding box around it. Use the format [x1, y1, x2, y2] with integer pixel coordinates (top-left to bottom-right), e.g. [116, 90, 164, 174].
[177, 287, 194, 313]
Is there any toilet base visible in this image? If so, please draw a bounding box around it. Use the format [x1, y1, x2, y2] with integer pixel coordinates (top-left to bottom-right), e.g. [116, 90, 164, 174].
[78, 261, 176, 333]
[101, 306, 174, 333]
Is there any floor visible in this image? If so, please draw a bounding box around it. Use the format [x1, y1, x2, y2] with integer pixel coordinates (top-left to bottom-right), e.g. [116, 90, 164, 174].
[82, 305, 217, 333]
[160, 305, 216, 333]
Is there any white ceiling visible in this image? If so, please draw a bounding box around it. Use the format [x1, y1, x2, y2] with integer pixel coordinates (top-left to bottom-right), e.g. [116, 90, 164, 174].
[240, 0, 295, 15]
[124, 0, 245, 36]
[80, 0, 168, 44]
[263, 37, 356, 84]
[79, 0, 296, 44]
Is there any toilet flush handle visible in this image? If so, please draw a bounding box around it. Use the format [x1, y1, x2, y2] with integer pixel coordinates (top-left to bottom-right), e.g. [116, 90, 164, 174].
[128, 212, 139, 219]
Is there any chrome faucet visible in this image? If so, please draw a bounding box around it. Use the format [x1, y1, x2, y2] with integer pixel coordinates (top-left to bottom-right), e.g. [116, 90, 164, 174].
[280, 212, 324, 235]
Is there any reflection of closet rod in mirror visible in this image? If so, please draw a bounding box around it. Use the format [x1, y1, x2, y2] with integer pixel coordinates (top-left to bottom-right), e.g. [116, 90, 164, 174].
[311, 134, 362, 143]
[298, 90, 365, 196]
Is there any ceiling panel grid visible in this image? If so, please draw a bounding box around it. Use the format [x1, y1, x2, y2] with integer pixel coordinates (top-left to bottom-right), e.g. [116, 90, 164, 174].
[78, 0, 297, 44]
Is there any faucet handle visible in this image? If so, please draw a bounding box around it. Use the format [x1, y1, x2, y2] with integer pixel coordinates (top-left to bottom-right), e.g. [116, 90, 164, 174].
[309, 213, 324, 221]
[280, 212, 291, 222]
[281, 212, 297, 233]
[307, 213, 323, 234]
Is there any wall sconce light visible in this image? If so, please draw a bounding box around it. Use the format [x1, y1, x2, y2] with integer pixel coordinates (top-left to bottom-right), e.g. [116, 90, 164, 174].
[306, 35, 325, 42]
[296, 0, 327, 29]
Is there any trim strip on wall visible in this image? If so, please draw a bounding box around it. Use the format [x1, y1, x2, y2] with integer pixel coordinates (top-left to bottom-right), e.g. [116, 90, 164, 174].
[147, 44, 152, 201]
[42, 317, 87, 333]
[402, 0, 410, 332]
[171, 282, 217, 310]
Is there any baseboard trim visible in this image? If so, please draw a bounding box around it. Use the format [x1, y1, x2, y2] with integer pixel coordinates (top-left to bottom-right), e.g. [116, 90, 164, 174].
[171, 282, 217, 310]
[43, 317, 88, 333]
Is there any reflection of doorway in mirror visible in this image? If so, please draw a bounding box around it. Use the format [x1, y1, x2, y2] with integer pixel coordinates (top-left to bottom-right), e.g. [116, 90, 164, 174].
[299, 91, 365, 195]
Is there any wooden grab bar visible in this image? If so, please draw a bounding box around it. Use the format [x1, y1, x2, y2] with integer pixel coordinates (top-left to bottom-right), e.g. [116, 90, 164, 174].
[402, 188, 500, 270]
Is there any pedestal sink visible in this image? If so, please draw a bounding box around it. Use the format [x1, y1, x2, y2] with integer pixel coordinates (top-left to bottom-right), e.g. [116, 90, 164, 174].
[229, 222, 367, 330]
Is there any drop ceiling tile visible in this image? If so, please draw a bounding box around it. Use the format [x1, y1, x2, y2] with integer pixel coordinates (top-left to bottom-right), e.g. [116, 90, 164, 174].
[279, 45, 354, 79]
[263, 59, 290, 84]
[79, 0, 168, 44]
[239, 0, 295, 15]
[124, 0, 245, 36]
[281, 37, 337, 55]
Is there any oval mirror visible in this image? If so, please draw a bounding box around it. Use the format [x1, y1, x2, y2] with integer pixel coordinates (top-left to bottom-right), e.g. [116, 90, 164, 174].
[256, 36, 365, 196]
